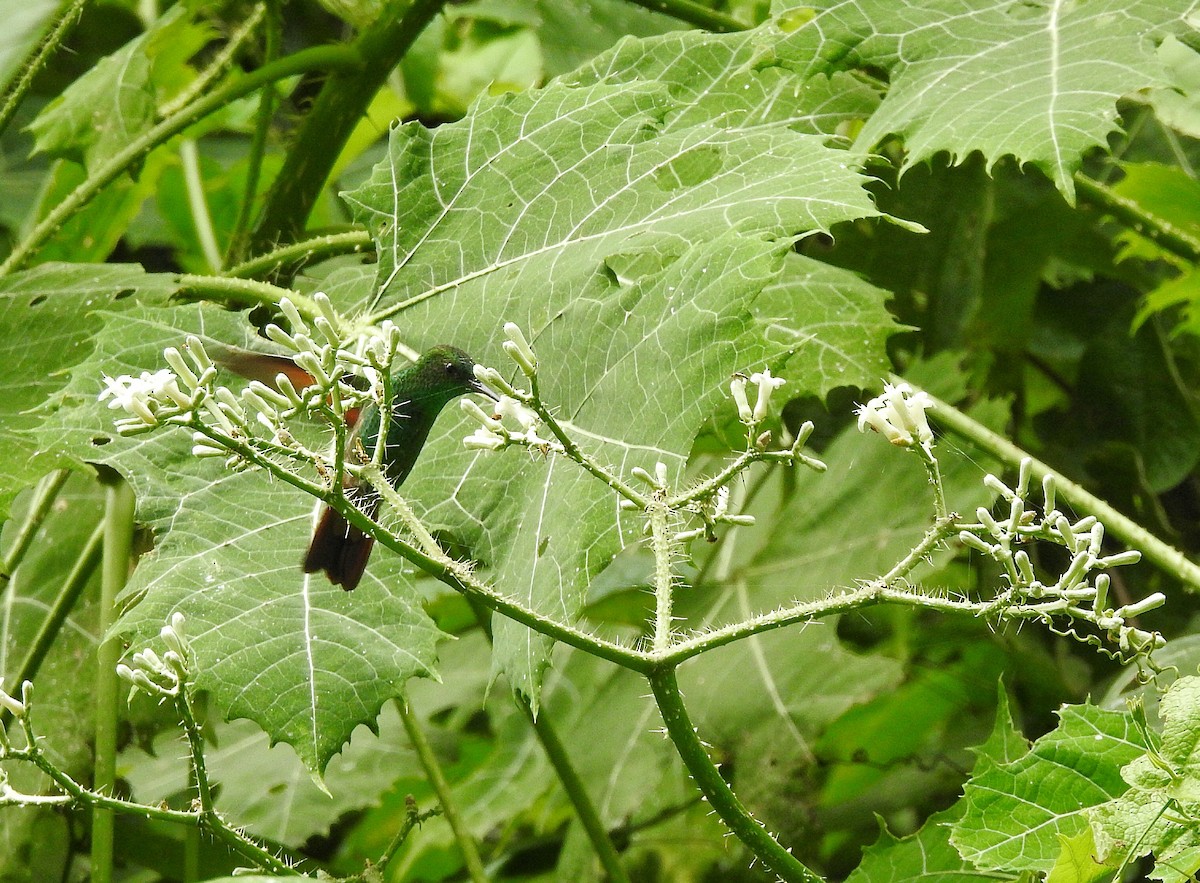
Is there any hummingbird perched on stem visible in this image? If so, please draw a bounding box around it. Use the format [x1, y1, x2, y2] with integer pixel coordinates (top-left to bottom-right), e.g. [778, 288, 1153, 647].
[299, 345, 496, 590]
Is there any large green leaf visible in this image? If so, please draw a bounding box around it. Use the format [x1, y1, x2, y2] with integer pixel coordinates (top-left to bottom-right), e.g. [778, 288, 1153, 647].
[26, 7, 211, 169]
[33, 303, 445, 774]
[345, 72, 890, 704]
[1089, 677, 1200, 883]
[0, 263, 178, 517]
[951, 702, 1146, 873]
[766, 0, 1191, 198]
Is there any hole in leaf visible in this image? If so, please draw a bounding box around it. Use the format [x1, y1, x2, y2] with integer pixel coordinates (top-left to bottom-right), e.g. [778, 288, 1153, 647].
[29, 295, 46, 307]
[90, 435, 111, 447]
[113, 288, 135, 301]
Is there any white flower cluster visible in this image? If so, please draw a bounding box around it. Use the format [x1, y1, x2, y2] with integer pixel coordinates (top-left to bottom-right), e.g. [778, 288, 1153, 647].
[98, 292, 398, 471]
[960, 461, 1163, 658]
[98, 338, 214, 436]
[460, 323, 562, 454]
[855, 382, 934, 449]
[116, 612, 192, 698]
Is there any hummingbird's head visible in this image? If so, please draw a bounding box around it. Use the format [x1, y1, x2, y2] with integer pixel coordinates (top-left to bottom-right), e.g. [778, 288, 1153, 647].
[409, 345, 497, 406]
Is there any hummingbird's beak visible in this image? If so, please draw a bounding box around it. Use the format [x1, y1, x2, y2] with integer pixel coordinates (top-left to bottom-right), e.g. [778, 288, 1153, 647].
[469, 375, 501, 402]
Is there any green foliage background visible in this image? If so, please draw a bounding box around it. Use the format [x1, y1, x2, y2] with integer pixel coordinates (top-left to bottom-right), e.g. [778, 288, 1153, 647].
[1, 0, 1199, 880]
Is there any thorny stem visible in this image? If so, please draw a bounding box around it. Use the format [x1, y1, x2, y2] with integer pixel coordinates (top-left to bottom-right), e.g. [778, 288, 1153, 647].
[176, 677, 216, 813]
[664, 516, 960, 665]
[649, 495, 676, 652]
[0, 44, 361, 275]
[398, 698, 488, 883]
[0, 684, 295, 874]
[647, 666, 822, 883]
[175, 274, 322, 317]
[527, 374, 649, 507]
[920, 388, 1200, 590]
[1074, 173, 1200, 264]
[226, 230, 374, 280]
[916, 444, 947, 519]
[0, 0, 87, 138]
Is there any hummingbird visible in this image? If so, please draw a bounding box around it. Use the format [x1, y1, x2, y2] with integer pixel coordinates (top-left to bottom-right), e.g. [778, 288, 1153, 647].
[301, 345, 496, 590]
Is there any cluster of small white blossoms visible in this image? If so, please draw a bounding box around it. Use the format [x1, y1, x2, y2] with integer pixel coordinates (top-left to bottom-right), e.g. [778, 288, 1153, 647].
[855, 381, 934, 450]
[96, 294, 401, 467]
[959, 463, 1164, 656]
[460, 323, 561, 453]
[116, 612, 192, 699]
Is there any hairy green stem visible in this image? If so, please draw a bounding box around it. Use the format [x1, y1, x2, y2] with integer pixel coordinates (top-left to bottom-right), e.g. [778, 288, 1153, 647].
[226, 1, 280, 266]
[649, 496, 675, 652]
[0, 44, 360, 275]
[175, 273, 320, 316]
[398, 697, 488, 883]
[664, 515, 959, 664]
[627, 0, 745, 32]
[647, 666, 822, 883]
[92, 477, 134, 883]
[227, 230, 373, 280]
[248, 0, 448, 250]
[0, 0, 87, 138]
[528, 374, 649, 507]
[160, 3, 266, 118]
[917, 445, 947, 519]
[0, 469, 71, 587]
[922, 390, 1200, 590]
[1074, 173, 1200, 264]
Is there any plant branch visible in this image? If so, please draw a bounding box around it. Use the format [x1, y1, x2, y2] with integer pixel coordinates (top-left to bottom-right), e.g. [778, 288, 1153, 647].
[649, 495, 676, 652]
[226, 230, 374, 280]
[920, 388, 1200, 590]
[624, 0, 746, 33]
[226, 2, 281, 265]
[647, 666, 822, 883]
[1074, 172, 1200, 264]
[248, 0, 449, 251]
[526, 373, 649, 507]
[0, 0, 87, 138]
[0, 44, 361, 275]
[398, 697, 488, 883]
[663, 515, 959, 664]
[175, 273, 321, 316]
[180, 139, 222, 271]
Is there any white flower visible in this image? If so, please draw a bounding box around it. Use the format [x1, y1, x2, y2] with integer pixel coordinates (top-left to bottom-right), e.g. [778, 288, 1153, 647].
[495, 396, 539, 430]
[749, 368, 786, 422]
[98, 369, 185, 425]
[464, 427, 507, 451]
[730, 375, 753, 423]
[855, 382, 934, 448]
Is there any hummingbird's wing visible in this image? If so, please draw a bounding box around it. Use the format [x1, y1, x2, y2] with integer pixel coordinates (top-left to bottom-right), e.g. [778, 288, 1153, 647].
[215, 345, 364, 428]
